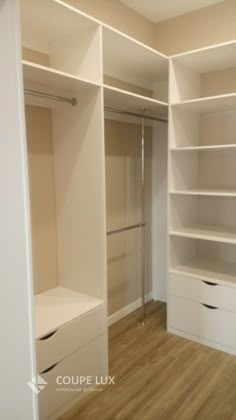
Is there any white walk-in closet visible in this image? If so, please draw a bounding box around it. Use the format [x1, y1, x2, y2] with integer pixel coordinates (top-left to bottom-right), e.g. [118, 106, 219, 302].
[2, 0, 236, 419]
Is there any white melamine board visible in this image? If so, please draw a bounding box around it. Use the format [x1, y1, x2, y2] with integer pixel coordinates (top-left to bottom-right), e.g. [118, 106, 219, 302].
[169, 59, 201, 102]
[20, 0, 97, 52]
[152, 121, 168, 301]
[172, 94, 236, 113]
[53, 88, 107, 300]
[21, 0, 102, 82]
[0, 1, 37, 419]
[170, 144, 236, 151]
[170, 258, 236, 287]
[170, 225, 236, 245]
[23, 60, 100, 92]
[102, 26, 168, 90]
[104, 85, 168, 118]
[171, 41, 236, 74]
[170, 189, 236, 197]
[35, 287, 103, 339]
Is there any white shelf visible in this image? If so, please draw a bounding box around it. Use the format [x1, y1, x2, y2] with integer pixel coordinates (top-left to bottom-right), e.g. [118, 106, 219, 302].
[171, 93, 236, 113]
[170, 144, 236, 152]
[23, 61, 99, 92]
[21, 0, 98, 51]
[104, 84, 168, 118]
[170, 258, 236, 288]
[103, 25, 168, 91]
[170, 225, 236, 245]
[35, 287, 104, 339]
[171, 40, 236, 74]
[170, 189, 236, 197]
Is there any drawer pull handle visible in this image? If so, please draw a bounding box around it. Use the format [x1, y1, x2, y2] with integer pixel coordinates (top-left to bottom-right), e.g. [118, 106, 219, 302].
[202, 281, 218, 286]
[39, 330, 58, 341]
[202, 303, 218, 310]
[41, 362, 59, 374]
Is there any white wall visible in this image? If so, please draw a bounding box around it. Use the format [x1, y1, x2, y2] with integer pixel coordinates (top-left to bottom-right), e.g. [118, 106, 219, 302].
[0, 1, 37, 419]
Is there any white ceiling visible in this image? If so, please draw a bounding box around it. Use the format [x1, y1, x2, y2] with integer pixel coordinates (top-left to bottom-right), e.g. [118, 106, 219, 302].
[120, 0, 223, 23]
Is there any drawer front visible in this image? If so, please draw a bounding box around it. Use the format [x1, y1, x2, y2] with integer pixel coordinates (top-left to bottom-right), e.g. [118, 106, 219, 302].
[37, 305, 106, 373]
[39, 334, 107, 420]
[169, 272, 236, 313]
[169, 295, 236, 349]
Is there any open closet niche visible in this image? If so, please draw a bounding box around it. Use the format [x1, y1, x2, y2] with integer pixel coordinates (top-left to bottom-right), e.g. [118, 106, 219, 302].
[102, 25, 169, 317]
[20, 1, 107, 418]
[105, 117, 153, 318]
[168, 41, 236, 355]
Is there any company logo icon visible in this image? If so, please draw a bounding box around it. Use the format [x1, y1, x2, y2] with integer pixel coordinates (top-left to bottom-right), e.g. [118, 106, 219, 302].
[27, 375, 47, 394]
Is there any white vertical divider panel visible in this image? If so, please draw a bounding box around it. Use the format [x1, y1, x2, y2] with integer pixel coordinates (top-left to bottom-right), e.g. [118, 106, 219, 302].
[152, 80, 168, 302]
[0, 1, 37, 419]
[152, 120, 168, 302]
[52, 87, 106, 300]
[170, 59, 201, 102]
[99, 24, 109, 376]
[50, 25, 102, 84]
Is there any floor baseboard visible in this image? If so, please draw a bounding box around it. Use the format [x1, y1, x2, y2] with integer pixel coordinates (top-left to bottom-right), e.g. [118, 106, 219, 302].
[108, 293, 153, 326]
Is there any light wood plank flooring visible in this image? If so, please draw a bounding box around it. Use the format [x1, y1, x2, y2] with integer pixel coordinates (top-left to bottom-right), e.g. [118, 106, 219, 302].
[61, 301, 236, 420]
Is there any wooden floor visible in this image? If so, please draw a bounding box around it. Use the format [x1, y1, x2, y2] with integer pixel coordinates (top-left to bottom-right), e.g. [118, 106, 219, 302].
[61, 301, 236, 420]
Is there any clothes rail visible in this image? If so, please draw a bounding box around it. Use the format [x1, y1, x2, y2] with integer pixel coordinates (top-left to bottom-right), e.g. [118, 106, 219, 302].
[104, 106, 168, 123]
[107, 223, 144, 236]
[24, 88, 77, 106]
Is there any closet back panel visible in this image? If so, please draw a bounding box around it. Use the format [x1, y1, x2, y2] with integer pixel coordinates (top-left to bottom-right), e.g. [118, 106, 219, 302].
[202, 68, 236, 97]
[105, 119, 152, 315]
[170, 195, 236, 229]
[170, 236, 236, 268]
[170, 108, 236, 148]
[26, 105, 58, 294]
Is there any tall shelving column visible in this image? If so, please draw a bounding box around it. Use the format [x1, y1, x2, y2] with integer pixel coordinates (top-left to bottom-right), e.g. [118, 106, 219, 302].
[168, 41, 236, 355]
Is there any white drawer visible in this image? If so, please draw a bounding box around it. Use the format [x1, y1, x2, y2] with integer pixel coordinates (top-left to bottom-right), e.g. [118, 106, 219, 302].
[169, 272, 236, 313]
[39, 334, 107, 420]
[169, 295, 236, 349]
[36, 304, 106, 373]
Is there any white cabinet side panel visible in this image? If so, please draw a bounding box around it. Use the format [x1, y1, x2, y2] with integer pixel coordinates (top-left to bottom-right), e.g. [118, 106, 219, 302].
[0, 1, 37, 419]
[152, 121, 168, 301]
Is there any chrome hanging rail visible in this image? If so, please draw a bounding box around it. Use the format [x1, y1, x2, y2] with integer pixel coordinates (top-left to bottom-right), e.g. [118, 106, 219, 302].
[104, 106, 168, 123]
[24, 88, 77, 106]
[107, 223, 144, 236]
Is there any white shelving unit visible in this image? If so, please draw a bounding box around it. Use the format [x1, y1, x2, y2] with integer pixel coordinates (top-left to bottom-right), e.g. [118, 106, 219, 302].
[168, 41, 236, 356]
[102, 25, 168, 104]
[15, 1, 170, 419]
[20, 1, 108, 419]
[21, 0, 102, 84]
